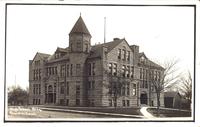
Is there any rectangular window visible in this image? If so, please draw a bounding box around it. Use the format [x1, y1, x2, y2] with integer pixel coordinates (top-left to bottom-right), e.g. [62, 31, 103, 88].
[38, 99, 40, 105]
[76, 64, 81, 76]
[127, 51, 130, 61]
[60, 99, 64, 105]
[55, 67, 57, 75]
[76, 99, 80, 106]
[153, 71, 156, 80]
[122, 49, 126, 60]
[33, 84, 35, 94]
[90, 99, 94, 107]
[39, 69, 41, 80]
[122, 85, 125, 96]
[108, 85, 112, 95]
[113, 99, 117, 107]
[146, 69, 148, 80]
[122, 65, 126, 77]
[61, 65, 66, 77]
[66, 99, 69, 106]
[46, 68, 48, 76]
[92, 81, 95, 90]
[76, 85, 80, 97]
[112, 82, 117, 96]
[122, 100, 126, 106]
[66, 64, 69, 77]
[66, 82, 69, 95]
[126, 66, 130, 77]
[113, 63, 117, 76]
[126, 100, 130, 107]
[38, 84, 41, 95]
[109, 99, 112, 106]
[33, 70, 35, 80]
[60, 85, 64, 94]
[108, 63, 112, 75]
[144, 69, 147, 80]
[92, 63, 95, 75]
[35, 69, 38, 80]
[131, 66, 134, 78]
[140, 68, 143, 79]
[88, 63, 91, 76]
[158, 71, 161, 80]
[118, 49, 121, 59]
[49, 67, 51, 75]
[85, 44, 89, 52]
[33, 99, 35, 105]
[133, 84, 136, 96]
[52, 67, 54, 75]
[45, 84, 47, 93]
[54, 84, 56, 93]
[36, 84, 38, 94]
[77, 41, 81, 49]
[127, 83, 130, 96]
[70, 64, 73, 76]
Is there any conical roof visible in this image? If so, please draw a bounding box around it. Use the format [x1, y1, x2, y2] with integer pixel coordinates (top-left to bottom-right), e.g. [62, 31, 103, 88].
[69, 16, 91, 36]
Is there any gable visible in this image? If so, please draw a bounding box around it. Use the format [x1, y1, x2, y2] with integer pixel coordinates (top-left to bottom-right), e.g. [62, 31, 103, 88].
[111, 39, 132, 53]
[31, 52, 50, 65]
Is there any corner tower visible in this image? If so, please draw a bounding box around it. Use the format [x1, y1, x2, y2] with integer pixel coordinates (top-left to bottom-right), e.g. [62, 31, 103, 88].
[69, 16, 92, 53]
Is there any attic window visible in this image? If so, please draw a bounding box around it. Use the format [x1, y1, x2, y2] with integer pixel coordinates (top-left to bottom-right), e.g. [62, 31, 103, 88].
[85, 44, 89, 52]
[77, 41, 81, 49]
[140, 56, 146, 63]
[35, 60, 40, 66]
[118, 49, 121, 59]
[55, 53, 60, 59]
[127, 51, 130, 61]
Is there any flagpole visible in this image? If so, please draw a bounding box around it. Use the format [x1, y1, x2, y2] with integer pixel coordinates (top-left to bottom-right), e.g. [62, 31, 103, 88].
[104, 17, 106, 43]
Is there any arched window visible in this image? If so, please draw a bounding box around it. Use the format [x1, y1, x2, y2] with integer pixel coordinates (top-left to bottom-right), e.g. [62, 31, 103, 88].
[48, 85, 53, 93]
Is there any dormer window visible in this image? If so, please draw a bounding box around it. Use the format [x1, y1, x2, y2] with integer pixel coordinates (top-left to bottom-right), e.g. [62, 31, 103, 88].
[55, 53, 60, 59]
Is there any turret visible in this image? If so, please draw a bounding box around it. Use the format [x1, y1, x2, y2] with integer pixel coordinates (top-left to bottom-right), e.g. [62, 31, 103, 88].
[69, 16, 92, 53]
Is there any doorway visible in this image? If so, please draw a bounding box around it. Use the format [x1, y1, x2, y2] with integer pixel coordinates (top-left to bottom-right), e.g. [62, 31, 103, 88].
[140, 93, 148, 105]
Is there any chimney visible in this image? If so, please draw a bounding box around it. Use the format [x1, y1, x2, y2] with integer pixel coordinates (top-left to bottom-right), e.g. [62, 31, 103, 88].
[130, 45, 139, 65]
[113, 38, 120, 41]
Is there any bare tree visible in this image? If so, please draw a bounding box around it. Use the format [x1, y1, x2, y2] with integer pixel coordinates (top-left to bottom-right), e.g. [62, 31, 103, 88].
[178, 71, 192, 109]
[150, 59, 180, 116]
[107, 76, 127, 108]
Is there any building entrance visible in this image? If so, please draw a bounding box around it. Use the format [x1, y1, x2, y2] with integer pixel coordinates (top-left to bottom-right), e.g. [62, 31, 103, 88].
[140, 93, 148, 105]
[45, 93, 56, 103]
[45, 85, 56, 104]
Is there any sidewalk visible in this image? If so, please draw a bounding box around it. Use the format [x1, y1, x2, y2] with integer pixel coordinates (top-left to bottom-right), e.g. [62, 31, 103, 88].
[40, 106, 144, 118]
[140, 106, 155, 118]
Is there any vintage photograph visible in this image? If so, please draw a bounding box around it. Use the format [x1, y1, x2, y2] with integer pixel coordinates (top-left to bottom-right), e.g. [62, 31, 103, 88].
[5, 4, 194, 122]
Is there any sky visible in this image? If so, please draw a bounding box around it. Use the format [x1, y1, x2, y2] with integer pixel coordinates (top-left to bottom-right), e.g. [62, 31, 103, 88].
[6, 5, 194, 89]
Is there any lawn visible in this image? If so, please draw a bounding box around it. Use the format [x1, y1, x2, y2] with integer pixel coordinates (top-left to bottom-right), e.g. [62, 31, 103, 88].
[42, 105, 141, 115]
[147, 108, 191, 117]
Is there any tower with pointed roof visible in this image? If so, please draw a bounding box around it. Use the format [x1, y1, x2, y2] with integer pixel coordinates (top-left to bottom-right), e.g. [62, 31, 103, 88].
[69, 16, 91, 53]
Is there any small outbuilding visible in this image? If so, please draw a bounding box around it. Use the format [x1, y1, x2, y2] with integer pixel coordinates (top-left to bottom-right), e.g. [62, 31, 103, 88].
[164, 91, 182, 109]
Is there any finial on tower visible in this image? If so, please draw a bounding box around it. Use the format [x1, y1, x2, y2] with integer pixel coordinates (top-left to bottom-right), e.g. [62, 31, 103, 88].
[80, 12, 81, 16]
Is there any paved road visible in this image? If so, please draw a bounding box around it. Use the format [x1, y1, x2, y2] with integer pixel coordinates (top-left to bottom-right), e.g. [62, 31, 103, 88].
[8, 110, 114, 119]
